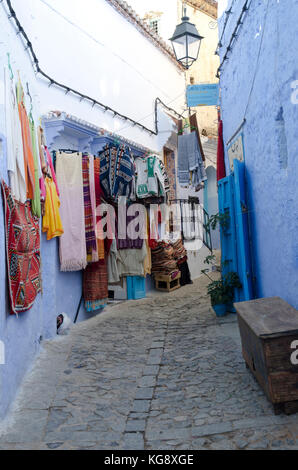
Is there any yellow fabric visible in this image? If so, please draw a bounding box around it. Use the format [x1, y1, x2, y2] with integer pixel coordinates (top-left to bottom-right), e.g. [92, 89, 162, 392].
[42, 177, 64, 240]
[97, 238, 105, 260]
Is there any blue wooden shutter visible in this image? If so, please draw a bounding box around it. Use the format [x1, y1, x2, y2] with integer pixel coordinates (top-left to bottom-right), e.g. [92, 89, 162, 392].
[233, 160, 253, 301]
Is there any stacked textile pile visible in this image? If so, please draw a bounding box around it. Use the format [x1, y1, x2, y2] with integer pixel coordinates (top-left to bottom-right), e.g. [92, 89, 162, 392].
[151, 241, 179, 278]
[171, 239, 192, 287]
[171, 239, 187, 263]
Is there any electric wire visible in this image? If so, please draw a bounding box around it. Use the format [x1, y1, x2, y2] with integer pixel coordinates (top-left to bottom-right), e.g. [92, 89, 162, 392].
[216, 0, 250, 78]
[1, 0, 184, 136]
[39, 0, 173, 100]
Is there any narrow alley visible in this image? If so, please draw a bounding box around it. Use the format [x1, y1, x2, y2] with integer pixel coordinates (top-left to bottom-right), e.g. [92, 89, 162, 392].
[1, 275, 297, 451]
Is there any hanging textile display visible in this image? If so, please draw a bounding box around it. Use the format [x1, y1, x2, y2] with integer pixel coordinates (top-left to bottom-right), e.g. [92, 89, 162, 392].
[143, 214, 152, 276]
[1, 180, 41, 314]
[42, 177, 64, 241]
[83, 259, 108, 312]
[29, 115, 41, 218]
[93, 157, 105, 261]
[178, 132, 207, 189]
[189, 113, 206, 162]
[16, 78, 35, 202]
[117, 212, 144, 250]
[56, 151, 87, 271]
[217, 119, 226, 182]
[88, 155, 99, 263]
[117, 244, 148, 278]
[82, 155, 97, 262]
[44, 146, 60, 197]
[135, 155, 166, 199]
[107, 238, 121, 284]
[99, 144, 134, 200]
[4, 67, 27, 204]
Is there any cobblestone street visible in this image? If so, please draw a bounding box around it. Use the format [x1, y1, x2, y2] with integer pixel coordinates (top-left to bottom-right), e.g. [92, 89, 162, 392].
[1, 275, 298, 451]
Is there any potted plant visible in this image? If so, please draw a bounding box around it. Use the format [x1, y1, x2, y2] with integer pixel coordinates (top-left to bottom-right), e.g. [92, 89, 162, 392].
[201, 257, 242, 317]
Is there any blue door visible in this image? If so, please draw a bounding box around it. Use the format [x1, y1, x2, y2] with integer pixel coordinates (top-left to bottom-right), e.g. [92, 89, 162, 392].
[233, 160, 253, 301]
[218, 160, 253, 302]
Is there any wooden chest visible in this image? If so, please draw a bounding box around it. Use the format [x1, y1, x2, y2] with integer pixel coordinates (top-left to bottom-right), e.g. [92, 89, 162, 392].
[235, 297, 298, 415]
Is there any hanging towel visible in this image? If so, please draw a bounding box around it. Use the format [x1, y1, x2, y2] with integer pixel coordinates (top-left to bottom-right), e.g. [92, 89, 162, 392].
[82, 155, 97, 262]
[178, 134, 191, 186]
[178, 133, 207, 187]
[1, 180, 41, 314]
[4, 67, 27, 203]
[217, 119, 226, 181]
[189, 113, 205, 162]
[56, 152, 87, 271]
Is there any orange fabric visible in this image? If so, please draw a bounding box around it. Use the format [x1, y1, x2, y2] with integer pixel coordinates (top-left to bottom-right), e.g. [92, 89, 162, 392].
[17, 95, 35, 200]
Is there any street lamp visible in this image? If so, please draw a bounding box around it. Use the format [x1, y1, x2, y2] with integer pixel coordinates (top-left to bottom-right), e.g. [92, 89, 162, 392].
[169, 3, 204, 70]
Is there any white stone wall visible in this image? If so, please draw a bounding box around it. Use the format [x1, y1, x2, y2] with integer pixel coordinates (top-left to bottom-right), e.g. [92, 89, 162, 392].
[0, 0, 185, 151]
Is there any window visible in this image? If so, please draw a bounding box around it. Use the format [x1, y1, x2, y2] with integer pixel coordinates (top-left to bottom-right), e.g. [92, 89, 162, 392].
[150, 19, 159, 35]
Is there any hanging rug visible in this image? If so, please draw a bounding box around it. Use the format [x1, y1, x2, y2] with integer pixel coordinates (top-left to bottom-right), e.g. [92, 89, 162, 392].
[1, 180, 41, 314]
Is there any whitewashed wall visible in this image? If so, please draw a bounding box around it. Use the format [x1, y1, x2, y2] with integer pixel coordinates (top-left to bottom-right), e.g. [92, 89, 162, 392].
[0, 0, 185, 151]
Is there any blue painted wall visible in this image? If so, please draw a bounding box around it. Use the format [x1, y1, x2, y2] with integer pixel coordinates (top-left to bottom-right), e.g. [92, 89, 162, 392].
[0, 132, 91, 420]
[218, 0, 298, 307]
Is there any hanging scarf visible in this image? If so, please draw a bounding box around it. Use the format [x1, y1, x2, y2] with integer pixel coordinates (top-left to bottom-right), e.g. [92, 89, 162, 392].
[56, 152, 87, 271]
[94, 158, 105, 261]
[16, 81, 35, 200]
[82, 155, 97, 262]
[88, 156, 99, 263]
[217, 119, 226, 182]
[44, 146, 60, 197]
[1, 180, 41, 314]
[29, 116, 41, 218]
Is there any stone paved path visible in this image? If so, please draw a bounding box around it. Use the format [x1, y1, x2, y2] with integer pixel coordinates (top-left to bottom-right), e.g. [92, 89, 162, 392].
[1, 274, 298, 450]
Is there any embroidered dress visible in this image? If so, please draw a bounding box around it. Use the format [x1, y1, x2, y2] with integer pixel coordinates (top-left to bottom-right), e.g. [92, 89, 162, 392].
[2, 180, 41, 314]
[135, 155, 166, 199]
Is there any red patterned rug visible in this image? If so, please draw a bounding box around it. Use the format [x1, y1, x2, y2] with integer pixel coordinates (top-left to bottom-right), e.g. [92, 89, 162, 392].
[2, 180, 41, 314]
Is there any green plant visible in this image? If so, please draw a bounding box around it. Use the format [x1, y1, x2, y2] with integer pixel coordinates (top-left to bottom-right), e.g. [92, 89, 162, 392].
[204, 254, 216, 265]
[206, 212, 230, 231]
[201, 269, 242, 306]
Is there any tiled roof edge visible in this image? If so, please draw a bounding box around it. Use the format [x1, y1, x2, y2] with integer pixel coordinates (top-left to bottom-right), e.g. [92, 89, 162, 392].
[185, 0, 218, 20]
[105, 0, 185, 72]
